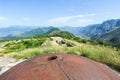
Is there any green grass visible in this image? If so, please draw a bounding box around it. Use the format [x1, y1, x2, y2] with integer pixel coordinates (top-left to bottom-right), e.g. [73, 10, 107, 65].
[2, 38, 120, 72]
[0, 53, 4, 57]
[2, 37, 47, 53]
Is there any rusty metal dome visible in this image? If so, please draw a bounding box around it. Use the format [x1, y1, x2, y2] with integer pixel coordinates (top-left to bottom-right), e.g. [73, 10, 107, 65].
[0, 54, 120, 80]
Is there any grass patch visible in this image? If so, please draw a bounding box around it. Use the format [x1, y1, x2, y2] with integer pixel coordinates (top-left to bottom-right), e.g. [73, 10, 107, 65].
[2, 37, 47, 53]
[0, 53, 4, 57]
[4, 38, 120, 72]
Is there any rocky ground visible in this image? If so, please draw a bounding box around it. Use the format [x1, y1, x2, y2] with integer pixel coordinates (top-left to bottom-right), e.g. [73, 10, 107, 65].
[0, 57, 25, 75]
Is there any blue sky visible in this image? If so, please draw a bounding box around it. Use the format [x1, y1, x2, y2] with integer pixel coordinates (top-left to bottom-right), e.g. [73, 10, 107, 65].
[0, 0, 120, 27]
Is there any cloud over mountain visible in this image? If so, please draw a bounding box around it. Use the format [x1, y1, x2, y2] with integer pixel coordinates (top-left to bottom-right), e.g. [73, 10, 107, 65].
[47, 14, 96, 26]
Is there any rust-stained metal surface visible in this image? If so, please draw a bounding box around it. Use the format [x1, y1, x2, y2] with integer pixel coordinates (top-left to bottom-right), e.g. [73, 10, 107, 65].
[0, 53, 120, 80]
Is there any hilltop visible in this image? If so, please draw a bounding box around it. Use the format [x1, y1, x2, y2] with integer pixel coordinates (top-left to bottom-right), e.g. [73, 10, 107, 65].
[0, 34, 120, 73]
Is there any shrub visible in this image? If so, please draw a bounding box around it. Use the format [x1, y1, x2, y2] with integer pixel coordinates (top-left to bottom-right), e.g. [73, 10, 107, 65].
[0, 53, 4, 57]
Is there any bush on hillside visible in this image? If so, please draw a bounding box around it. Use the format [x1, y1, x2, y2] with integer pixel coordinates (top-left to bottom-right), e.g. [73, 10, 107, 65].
[3, 37, 47, 53]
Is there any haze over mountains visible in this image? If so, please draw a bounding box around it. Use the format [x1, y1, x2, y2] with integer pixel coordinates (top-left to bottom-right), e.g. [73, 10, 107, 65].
[0, 26, 34, 37]
[0, 26, 74, 41]
[60, 19, 120, 39]
[0, 18, 120, 46]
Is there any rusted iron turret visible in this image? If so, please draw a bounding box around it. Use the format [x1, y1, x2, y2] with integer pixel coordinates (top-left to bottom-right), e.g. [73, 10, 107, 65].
[0, 54, 120, 80]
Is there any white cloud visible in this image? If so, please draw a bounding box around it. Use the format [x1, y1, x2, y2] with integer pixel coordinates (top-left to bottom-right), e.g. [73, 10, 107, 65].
[0, 17, 8, 22]
[71, 19, 95, 26]
[47, 14, 96, 26]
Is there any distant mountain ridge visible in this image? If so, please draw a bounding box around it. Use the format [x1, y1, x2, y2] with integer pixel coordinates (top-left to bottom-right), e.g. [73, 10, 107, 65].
[98, 27, 120, 45]
[21, 26, 58, 37]
[1, 18, 120, 47]
[0, 26, 34, 37]
[59, 19, 120, 40]
[0, 26, 74, 41]
[78, 19, 120, 40]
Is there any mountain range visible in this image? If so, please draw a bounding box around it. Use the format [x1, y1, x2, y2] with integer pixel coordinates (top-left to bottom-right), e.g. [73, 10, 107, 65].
[59, 19, 120, 47]
[59, 19, 120, 40]
[79, 19, 120, 40]
[0, 19, 120, 47]
[0, 27, 74, 41]
[0, 26, 35, 37]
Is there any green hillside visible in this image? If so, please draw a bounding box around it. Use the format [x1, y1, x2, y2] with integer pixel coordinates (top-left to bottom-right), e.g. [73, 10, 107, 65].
[1, 29, 75, 53]
[48, 30, 75, 39]
[98, 28, 120, 48]
[22, 26, 59, 37]
[0, 34, 120, 72]
[0, 27, 63, 41]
